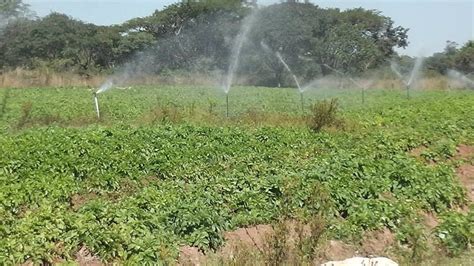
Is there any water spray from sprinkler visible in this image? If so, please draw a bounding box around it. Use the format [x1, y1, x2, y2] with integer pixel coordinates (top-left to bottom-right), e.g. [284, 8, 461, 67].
[97, 80, 114, 94]
[92, 80, 114, 119]
[323, 64, 368, 103]
[275, 52, 304, 114]
[447, 69, 474, 89]
[223, 11, 258, 117]
[275, 52, 303, 91]
[390, 57, 424, 99]
[261, 42, 305, 113]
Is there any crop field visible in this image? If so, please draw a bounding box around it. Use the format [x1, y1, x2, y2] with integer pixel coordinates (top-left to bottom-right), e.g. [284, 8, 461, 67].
[0, 86, 473, 264]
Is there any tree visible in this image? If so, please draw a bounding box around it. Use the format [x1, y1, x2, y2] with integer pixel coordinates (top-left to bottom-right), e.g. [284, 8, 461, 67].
[0, 0, 32, 19]
[0, 13, 139, 73]
[247, 3, 408, 86]
[0, 0, 412, 84]
[122, 1, 249, 72]
[424, 40, 474, 75]
[247, 3, 334, 85]
[454, 41, 474, 74]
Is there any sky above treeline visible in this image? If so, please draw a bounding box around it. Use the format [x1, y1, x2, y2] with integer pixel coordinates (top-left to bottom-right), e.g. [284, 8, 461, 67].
[25, 0, 474, 57]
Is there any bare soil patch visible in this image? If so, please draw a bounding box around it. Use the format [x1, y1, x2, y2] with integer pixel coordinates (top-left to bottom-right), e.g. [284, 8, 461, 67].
[422, 212, 439, 230]
[455, 145, 474, 202]
[75, 246, 103, 266]
[222, 224, 273, 254]
[409, 145, 437, 165]
[323, 240, 357, 261]
[455, 145, 474, 161]
[70, 192, 98, 211]
[177, 223, 403, 265]
[178, 246, 205, 266]
[410, 146, 428, 158]
[457, 164, 474, 202]
[361, 228, 395, 256]
[178, 224, 273, 265]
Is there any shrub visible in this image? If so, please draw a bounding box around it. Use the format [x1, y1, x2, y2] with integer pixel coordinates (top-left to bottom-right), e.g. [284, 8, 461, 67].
[307, 99, 340, 132]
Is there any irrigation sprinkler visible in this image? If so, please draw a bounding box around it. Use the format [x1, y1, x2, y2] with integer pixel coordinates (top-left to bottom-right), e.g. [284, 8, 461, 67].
[222, 11, 258, 119]
[390, 57, 424, 99]
[93, 92, 100, 119]
[261, 43, 307, 114]
[294, 76, 305, 114]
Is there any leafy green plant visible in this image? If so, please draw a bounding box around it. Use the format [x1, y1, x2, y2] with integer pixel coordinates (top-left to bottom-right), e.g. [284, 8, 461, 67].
[435, 210, 473, 256]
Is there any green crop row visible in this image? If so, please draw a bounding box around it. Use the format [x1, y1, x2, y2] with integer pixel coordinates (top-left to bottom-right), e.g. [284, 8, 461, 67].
[0, 87, 473, 264]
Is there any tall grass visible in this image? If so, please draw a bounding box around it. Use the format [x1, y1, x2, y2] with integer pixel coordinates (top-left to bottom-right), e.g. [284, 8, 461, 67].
[0, 68, 465, 90]
[0, 68, 218, 88]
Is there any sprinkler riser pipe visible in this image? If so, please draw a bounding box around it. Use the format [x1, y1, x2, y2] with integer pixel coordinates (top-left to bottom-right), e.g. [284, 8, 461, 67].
[406, 85, 410, 99]
[93, 92, 100, 119]
[226, 93, 229, 118]
[300, 91, 304, 114]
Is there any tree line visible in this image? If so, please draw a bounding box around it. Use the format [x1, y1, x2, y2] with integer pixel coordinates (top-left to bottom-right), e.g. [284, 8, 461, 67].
[0, 0, 472, 86]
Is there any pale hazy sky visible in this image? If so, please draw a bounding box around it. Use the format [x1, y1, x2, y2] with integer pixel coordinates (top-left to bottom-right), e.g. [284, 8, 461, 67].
[25, 0, 473, 56]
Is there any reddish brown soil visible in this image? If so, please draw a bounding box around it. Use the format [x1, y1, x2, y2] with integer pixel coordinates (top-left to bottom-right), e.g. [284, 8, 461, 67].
[410, 146, 427, 158]
[409, 145, 437, 165]
[454, 145, 474, 202]
[70, 193, 97, 211]
[178, 246, 204, 266]
[178, 224, 273, 265]
[222, 224, 273, 254]
[422, 212, 440, 229]
[75, 246, 102, 266]
[455, 145, 474, 161]
[323, 240, 356, 261]
[178, 222, 359, 264]
[361, 228, 395, 256]
[457, 164, 474, 202]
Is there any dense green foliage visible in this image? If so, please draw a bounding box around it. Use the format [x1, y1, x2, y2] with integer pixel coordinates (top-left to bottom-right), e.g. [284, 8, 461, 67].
[0, 86, 473, 264]
[0, 1, 410, 85]
[436, 210, 474, 256]
[248, 4, 407, 85]
[1, 1, 473, 86]
[425, 41, 474, 75]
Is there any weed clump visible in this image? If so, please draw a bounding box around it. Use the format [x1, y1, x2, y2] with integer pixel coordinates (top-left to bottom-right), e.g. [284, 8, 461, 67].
[307, 99, 340, 132]
[16, 101, 33, 129]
